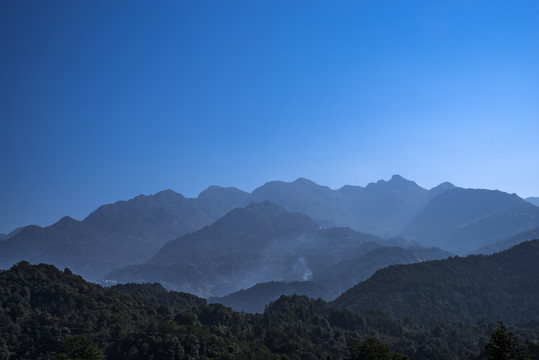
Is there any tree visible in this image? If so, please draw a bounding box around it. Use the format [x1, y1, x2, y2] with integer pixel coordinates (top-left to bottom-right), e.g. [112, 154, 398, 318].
[56, 335, 105, 360]
[348, 337, 393, 360]
[483, 322, 529, 360]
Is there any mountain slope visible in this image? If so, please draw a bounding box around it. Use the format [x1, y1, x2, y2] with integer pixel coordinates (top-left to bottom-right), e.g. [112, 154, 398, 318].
[404, 188, 539, 253]
[105, 202, 393, 297]
[332, 239, 539, 323]
[527, 197, 539, 207]
[477, 226, 539, 254]
[316, 246, 452, 298]
[209, 245, 451, 313]
[209, 281, 330, 313]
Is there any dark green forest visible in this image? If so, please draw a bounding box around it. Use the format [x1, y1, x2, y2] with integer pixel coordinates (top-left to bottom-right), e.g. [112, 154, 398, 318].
[1, 262, 539, 359]
[333, 239, 539, 323]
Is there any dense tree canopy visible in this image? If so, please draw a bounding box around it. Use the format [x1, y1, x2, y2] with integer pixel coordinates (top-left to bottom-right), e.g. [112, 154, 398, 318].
[1, 262, 538, 360]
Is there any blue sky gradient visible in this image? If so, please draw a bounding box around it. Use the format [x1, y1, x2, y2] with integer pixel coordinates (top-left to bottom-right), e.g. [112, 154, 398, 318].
[1, 0, 538, 233]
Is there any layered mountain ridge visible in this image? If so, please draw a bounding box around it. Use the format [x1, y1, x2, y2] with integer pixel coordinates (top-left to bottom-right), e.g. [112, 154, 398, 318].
[105, 201, 396, 297]
[2, 175, 539, 285]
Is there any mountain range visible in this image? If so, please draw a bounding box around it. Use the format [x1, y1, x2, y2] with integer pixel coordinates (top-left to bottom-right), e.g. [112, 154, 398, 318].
[2, 175, 539, 287]
[0, 188, 249, 280]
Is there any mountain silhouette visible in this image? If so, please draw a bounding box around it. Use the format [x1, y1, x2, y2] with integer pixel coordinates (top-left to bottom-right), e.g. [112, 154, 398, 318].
[0, 188, 249, 279]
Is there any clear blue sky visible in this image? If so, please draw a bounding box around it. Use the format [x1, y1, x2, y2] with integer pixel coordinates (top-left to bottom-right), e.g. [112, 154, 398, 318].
[1, 0, 538, 233]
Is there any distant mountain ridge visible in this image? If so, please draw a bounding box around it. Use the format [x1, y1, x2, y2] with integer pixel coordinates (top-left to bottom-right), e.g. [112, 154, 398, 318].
[2, 175, 539, 283]
[0, 188, 250, 280]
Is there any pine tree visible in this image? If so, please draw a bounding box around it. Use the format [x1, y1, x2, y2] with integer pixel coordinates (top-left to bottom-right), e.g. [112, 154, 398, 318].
[483, 322, 529, 360]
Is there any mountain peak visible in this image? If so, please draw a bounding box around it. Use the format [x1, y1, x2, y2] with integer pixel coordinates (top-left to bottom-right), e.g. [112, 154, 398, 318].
[367, 174, 421, 190]
[53, 216, 80, 229]
[57, 216, 78, 224]
[198, 185, 248, 199]
[432, 181, 455, 189]
[293, 177, 317, 185]
[153, 189, 184, 199]
[387, 174, 419, 186]
[390, 174, 407, 182]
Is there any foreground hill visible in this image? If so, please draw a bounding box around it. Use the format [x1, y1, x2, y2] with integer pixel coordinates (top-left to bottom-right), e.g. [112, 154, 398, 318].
[105, 201, 389, 297]
[209, 280, 331, 313]
[3, 262, 539, 359]
[0, 188, 249, 280]
[333, 240, 539, 323]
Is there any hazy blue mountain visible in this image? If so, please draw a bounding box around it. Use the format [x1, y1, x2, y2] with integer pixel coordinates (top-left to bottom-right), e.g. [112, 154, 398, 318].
[426, 181, 457, 201]
[249, 175, 455, 237]
[209, 245, 451, 313]
[527, 197, 539, 207]
[382, 237, 424, 248]
[249, 177, 354, 228]
[476, 226, 539, 254]
[149, 201, 320, 266]
[332, 239, 539, 323]
[248, 177, 538, 251]
[315, 246, 453, 298]
[4, 175, 536, 283]
[0, 188, 249, 280]
[105, 202, 390, 297]
[0, 226, 27, 241]
[344, 175, 429, 236]
[403, 188, 539, 254]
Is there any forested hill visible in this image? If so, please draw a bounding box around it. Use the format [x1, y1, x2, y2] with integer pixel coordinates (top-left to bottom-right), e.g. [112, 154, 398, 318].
[332, 239, 539, 323]
[2, 261, 539, 359]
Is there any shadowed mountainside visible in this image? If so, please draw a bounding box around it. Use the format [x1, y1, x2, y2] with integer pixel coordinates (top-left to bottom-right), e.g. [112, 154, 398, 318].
[209, 245, 451, 313]
[332, 239, 539, 324]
